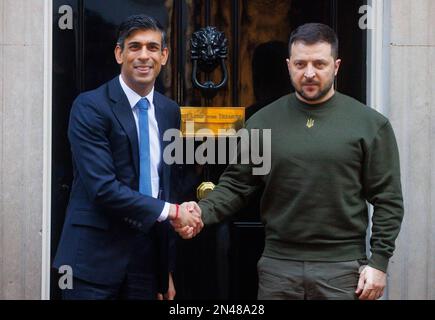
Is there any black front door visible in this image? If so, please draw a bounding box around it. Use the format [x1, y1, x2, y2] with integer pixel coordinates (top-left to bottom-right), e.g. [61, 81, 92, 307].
[51, 0, 366, 299]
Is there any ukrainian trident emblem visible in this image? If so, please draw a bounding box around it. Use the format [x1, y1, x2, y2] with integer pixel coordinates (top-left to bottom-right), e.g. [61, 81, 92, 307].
[306, 118, 314, 128]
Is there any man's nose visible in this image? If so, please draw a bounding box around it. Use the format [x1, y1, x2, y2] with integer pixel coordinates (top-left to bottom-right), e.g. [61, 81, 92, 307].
[304, 65, 315, 78]
[138, 46, 150, 59]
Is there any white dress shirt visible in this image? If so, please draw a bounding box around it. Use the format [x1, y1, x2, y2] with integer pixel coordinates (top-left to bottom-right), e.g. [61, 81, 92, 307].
[119, 75, 169, 221]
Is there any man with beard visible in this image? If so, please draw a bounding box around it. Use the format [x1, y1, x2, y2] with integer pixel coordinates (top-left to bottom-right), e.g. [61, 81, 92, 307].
[176, 23, 404, 300]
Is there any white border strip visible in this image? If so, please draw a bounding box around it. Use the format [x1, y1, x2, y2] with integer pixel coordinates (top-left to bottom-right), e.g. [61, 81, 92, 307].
[41, 0, 53, 300]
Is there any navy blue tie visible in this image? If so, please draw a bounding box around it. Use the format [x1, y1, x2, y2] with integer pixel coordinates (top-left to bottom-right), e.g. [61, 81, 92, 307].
[136, 98, 152, 196]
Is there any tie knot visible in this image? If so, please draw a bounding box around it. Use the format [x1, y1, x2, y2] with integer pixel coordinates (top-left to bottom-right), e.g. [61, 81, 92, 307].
[136, 98, 149, 111]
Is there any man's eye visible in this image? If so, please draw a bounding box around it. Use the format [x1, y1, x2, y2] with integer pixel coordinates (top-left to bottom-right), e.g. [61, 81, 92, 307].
[295, 62, 305, 68]
[148, 45, 160, 52]
[129, 44, 140, 50]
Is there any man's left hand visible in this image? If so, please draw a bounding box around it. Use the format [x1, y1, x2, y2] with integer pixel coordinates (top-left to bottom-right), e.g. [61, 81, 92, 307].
[355, 266, 386, 300]
[157, 273, 176, 300]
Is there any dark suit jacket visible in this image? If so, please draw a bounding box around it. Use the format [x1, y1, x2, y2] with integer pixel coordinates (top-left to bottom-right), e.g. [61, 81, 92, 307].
[53, 77, 180, 293]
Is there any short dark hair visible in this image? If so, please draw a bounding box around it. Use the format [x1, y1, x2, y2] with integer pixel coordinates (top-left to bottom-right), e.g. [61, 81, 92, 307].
[289, 23, 338, 59]
[116, 14, 166, 50]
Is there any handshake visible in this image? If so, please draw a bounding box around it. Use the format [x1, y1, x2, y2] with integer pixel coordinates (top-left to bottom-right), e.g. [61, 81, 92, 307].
[168, 202, 204, 239]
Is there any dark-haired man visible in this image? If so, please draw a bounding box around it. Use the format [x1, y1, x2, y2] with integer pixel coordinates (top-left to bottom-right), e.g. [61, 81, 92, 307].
[177, 23, 404, 300]
[54, 14, 201, 300]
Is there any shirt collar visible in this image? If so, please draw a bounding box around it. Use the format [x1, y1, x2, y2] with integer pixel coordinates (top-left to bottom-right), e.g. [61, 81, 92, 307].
[119, 75, 154, 110]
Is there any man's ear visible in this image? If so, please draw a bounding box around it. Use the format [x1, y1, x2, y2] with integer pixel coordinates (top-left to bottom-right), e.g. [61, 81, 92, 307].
[334, 58, 342, 76]
[286, 58, 291, 73]
[114, 45, 123, 65]
[161, 47, 169, 66]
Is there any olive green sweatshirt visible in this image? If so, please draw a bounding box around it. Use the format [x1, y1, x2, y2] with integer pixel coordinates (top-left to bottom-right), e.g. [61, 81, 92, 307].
[199, 92, 404, 273]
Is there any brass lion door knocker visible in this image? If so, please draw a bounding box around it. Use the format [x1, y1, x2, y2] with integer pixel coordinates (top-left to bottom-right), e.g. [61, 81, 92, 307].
[190, 26, 228, 99]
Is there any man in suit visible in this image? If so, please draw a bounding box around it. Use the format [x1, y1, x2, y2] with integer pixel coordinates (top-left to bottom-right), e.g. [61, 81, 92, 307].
[53, 14, 201, 300]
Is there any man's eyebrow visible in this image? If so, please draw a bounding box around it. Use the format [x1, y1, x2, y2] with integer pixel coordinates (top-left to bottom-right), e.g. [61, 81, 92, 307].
[293, 58, 329, 63]
[147, 41, 161, 47]
[127, 40, 160, 47]
[126, 41, 140, 46]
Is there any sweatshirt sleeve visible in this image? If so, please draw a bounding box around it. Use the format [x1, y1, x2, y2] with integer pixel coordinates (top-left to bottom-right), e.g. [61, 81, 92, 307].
[363, 121, 404, 272]
[198, 127, 265, 225]
[199, 162, 262, 225]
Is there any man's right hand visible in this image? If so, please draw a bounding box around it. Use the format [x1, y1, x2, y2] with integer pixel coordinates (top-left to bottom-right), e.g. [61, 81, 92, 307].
[169, 202, 203, 239]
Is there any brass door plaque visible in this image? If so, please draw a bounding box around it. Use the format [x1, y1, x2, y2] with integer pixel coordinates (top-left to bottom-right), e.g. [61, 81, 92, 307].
[180, 107, 245, 137]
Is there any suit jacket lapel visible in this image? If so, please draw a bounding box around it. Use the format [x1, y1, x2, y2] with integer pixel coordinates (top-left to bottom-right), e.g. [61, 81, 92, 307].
[154, 92, 171, 200]
[154, 92, 170, 150]
[108, 78, 140, 177]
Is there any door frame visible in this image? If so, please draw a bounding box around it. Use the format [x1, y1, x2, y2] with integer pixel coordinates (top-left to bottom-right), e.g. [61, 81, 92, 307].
[367, 0, 390, 114]
[42, 0, 390, 299]
[366, 0, 390, 300]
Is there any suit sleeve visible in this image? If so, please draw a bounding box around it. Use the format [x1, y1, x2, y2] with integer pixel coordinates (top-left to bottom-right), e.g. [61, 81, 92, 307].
[68, 94, 164, 232]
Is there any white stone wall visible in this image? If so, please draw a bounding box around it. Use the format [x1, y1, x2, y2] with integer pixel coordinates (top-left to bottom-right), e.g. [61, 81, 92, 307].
[0, 0, 46, 299]
[387, 0, 435, 300]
